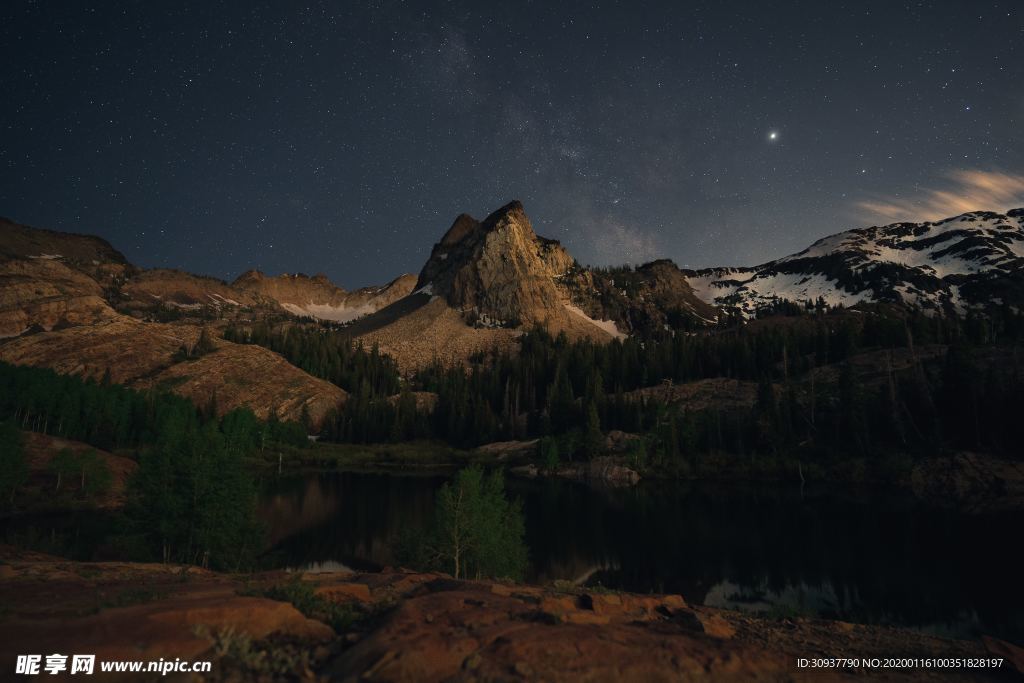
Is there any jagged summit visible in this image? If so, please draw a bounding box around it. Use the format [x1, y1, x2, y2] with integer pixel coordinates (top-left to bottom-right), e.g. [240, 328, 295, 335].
[434, 202, 533, 251]
[439, 212, 483, 246]
[415, 200, 577, 328]
[342, 201, 632, 370]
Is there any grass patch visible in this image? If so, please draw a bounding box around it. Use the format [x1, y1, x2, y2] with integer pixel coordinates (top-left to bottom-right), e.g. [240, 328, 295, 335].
[550, 579, 620, 596]
[194, 625, 319, 678]
[243, 575, 360, 633]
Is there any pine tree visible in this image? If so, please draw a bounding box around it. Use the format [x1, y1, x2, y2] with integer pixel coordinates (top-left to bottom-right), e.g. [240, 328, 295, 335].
[582, 401, 604, 459]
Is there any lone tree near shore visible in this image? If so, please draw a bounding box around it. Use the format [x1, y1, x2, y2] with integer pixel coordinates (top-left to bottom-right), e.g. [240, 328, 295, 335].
[421, 466, 528, 581]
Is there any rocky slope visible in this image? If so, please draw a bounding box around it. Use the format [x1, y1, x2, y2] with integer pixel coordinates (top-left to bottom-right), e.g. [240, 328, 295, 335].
[118, 268, 276, 316]
[0, 217, 131, 337]
[683, 208, 1024, 316]
[233, 270, 417, 323]
[134, 341, 346, 425]
[570, 258, 720, 334]
[0, 258, 118, 338]
[349, 295, 522, 373]
[0, 220, 347, 427]
[0, 316, 345, 426]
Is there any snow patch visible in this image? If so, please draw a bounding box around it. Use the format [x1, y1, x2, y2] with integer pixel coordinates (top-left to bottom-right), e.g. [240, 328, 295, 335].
[208, 293, 241, 306]
[683, 268, 755, 305]
[281, 302, 376, 323]
[564, 303, 627, 340]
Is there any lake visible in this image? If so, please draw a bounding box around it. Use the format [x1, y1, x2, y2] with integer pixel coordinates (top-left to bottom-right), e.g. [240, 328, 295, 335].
[258, 469, 1024, 643]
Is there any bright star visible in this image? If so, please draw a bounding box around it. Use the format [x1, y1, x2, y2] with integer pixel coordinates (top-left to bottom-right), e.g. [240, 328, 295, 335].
[768, 131, 778, 141]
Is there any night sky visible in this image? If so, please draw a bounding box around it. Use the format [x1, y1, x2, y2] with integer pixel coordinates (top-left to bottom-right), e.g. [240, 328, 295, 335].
[2, 1, 1022, 288]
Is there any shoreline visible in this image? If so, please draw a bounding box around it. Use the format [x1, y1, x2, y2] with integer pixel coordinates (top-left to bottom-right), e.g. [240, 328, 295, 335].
[261, 441, 1024, 512]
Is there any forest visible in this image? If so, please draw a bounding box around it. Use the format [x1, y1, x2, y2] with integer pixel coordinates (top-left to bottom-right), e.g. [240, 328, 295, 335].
[224, 304, 1024, 470]
[0, 361, 308, 568]
[3, 303, 1023, 571]
[6, 301, 1023, 484]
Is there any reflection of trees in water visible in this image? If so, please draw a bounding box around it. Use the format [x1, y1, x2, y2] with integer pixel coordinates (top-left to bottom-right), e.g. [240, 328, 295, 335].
[260, 472, 1024, 642]
[260, 472, 442, 570]
[259, 476, 344, 546]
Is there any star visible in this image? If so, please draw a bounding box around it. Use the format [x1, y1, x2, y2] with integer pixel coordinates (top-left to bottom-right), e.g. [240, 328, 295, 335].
[768, 131, 779, 141]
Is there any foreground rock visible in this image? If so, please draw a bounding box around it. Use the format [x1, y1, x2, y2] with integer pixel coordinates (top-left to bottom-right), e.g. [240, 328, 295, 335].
[0, 549, 1011, 681]
[0, 552, 332, 678]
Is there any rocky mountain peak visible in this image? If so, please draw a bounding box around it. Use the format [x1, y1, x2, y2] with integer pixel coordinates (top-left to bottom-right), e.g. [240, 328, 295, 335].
[417, 201, 576, 327]
[440, 213, 482, 246]
[233, 269, 265, 283]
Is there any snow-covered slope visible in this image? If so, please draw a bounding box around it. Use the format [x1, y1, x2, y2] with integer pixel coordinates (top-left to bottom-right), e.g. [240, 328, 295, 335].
[232, 271, 417, 323]
[683, 208, 1024, 315]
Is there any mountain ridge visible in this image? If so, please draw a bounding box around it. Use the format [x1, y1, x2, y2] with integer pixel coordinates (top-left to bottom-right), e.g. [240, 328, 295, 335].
[4, 203, 1024, 364]
[680, 208, 1024, 315]
[233, 269, 417, 323]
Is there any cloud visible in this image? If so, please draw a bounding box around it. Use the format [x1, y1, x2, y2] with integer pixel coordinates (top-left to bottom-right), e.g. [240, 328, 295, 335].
[856, 170, 1024, 223]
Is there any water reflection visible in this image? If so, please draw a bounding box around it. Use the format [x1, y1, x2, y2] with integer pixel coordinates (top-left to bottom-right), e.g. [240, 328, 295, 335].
[258, 470, 1024, 642]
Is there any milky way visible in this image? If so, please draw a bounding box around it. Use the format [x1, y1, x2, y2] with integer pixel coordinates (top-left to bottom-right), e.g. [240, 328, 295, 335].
[2, 0, 1021, 287]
